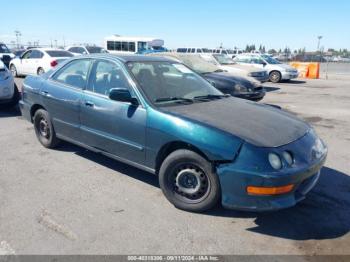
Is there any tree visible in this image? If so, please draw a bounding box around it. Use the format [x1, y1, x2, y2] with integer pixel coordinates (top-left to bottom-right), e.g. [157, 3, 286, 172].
[268, 49, 277, 54]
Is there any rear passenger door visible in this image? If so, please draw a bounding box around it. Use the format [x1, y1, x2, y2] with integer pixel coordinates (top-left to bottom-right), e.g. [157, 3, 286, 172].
[80, 59, 146, 164]
[42, 59, 92, 141]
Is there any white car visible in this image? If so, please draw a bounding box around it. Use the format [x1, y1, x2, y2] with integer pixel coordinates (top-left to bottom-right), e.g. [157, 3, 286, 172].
[65, 45, 108, 56]
[200, 54, 269, 82]
[233, 54, 298, 83]
[0, 60, 18, 108]
[9, 48, 74, 76]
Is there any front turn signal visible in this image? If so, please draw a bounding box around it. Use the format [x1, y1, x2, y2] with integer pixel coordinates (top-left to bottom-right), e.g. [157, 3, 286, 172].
[247, 184, 294, 195]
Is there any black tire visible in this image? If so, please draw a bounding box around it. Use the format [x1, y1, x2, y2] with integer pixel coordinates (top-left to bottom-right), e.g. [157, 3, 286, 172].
[159, 149, 220, 212]
[33, 109, 60, 148]
[10, 64, 18, 77]
[269, 71, 282, 83]
[37, 67, 45, 75]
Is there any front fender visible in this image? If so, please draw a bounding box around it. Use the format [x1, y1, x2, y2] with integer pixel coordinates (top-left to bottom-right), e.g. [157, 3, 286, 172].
[145, 107, 243, 168]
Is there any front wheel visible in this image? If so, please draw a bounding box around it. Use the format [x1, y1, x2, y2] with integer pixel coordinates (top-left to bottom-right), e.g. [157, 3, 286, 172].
[159, 149, 221, 212]
[33, 109, 60, 148]
[269, 71, 282, 83]
[10, 64, 18, 77]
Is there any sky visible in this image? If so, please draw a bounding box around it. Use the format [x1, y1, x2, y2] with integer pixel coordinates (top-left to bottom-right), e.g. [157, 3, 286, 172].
[1, 0, 349, 51]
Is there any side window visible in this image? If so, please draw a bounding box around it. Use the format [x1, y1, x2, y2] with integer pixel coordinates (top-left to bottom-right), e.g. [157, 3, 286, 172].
[22, 50, 32, 59]
[121, 42, 128, 51]
[107, 41, 115, 51]
[197, 49, 202, 53]
[29, 50, 42, 59]
[68, 47, 75, 52]
[115, 42, 121, 51]
[52, 59, 91, 89]
[77, 47, 86, 54]
[129, 42, 135, 52]
[88, 60, 130, 96]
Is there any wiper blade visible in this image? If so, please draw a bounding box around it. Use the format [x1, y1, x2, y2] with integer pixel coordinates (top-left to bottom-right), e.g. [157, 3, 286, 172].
[193, 94, 230, 100]
[154, 97, 194, 103]
[214, 69, 224, 73]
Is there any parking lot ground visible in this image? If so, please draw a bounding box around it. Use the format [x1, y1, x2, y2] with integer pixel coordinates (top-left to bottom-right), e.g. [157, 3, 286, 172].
[0, 77, 349, 255]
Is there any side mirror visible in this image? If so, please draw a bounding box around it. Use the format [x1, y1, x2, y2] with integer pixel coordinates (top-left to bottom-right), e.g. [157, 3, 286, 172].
[108, 88, 139, 105]
[262, 61, 267, 66]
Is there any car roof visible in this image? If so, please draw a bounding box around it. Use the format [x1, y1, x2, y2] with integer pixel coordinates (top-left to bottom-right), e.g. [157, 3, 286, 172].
[28, 48, 69, 52]
[79, 54, 175, 63]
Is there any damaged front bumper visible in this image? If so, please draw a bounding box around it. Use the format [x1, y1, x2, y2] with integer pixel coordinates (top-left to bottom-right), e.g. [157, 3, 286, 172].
[216, 131, 327, 211]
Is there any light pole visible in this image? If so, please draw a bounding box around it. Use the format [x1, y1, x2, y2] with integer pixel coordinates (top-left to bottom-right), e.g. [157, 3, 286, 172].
[317, 36, 323, 51]
[14, 30, 21, 49]
[317, 36, 323, 63]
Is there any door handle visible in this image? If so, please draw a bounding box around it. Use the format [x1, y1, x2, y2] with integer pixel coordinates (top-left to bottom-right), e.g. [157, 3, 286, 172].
[40, 91, 50, 97]
[85, 101, 94, 107]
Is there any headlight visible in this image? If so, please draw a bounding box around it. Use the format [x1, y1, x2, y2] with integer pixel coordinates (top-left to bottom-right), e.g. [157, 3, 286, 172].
[268, 153, 282, 170]
[313, 138, 327, 159]
[282, 151, 294, 166]
[0, 69, 10, 81]
[235, 83, 249, 92]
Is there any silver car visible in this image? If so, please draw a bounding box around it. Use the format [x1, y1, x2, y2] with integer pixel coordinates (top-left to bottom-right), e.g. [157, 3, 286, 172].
[234, 54, 299, 83]
[0, 60, 19, 108]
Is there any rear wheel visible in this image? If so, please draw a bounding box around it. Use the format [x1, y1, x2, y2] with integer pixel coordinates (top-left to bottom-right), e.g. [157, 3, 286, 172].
[33, 109, 60, 148]
[159, 149, 220, 212]
[269, 71, 282, 83]
[37, 67, 45, 75]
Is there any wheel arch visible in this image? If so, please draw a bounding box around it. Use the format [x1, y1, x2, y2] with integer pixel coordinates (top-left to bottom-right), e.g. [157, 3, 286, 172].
[155, 141, 211, 175]
[30, 104, 47, 122]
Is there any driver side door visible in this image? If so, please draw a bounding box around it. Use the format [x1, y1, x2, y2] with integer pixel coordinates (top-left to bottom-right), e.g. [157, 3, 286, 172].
[18, 50, 32, 75]
[80, 59, 147, 165]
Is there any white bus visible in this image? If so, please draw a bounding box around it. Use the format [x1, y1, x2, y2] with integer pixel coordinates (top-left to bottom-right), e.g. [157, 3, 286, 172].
[104, 35, 165, 54]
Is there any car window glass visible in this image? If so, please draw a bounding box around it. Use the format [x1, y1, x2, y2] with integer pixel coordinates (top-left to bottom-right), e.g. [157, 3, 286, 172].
[29, 50, 43, 59]
[22, 50, 32, 59]
[129, 42, 135, 52]
[77, 47, 85, 54]
[88, 60, 130, 96]
[128, 61, 222, 104]
[52, 59, 91, 89]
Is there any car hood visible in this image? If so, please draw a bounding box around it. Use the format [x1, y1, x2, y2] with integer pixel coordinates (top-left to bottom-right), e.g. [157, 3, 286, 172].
[162, 97, 310, 148]
[203, 72, 260, 87]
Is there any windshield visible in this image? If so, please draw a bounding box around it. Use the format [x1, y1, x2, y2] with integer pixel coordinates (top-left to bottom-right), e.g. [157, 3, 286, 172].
[0, 44, 10, 53]
[86, 46, 108, 53]
[213, 54, 235, 65]
[127, 61, 223, 106]
[46, 50, 74, 57]
[261, 55, 281, 64]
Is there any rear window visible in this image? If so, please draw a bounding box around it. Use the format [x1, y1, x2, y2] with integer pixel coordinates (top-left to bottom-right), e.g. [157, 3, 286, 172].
[86, 46, 108, 54]
[46, 50, 74, 57]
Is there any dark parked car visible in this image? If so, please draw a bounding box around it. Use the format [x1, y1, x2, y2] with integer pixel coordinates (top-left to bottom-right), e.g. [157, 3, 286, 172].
[150, 53, 265, 101]
[20, 54, 327, 212]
